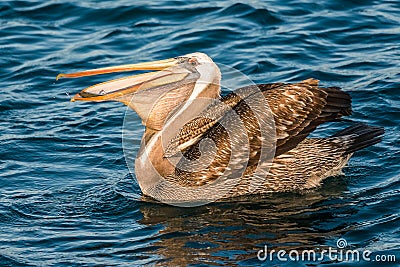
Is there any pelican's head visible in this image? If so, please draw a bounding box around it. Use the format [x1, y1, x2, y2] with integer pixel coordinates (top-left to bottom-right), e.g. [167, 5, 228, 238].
[57, 52, 221, 130]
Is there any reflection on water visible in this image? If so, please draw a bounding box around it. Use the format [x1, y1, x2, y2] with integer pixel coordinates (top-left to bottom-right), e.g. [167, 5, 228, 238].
[1, 0, 399, 265]
[138, 176, 355, 265]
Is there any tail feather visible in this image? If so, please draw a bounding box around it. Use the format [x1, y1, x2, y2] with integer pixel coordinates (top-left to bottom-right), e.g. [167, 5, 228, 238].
[332, 123, 384, 155]
[321, 87, 352, 118]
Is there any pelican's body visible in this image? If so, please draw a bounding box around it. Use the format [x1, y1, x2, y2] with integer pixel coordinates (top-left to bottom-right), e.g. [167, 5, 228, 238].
[58, 53, 384, 205]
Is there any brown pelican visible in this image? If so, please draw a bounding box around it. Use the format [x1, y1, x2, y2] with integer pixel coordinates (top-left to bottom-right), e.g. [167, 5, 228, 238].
[57, 52, 384, 205]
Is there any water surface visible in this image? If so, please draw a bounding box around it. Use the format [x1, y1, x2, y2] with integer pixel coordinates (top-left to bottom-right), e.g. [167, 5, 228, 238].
[1, 0, 399, 265]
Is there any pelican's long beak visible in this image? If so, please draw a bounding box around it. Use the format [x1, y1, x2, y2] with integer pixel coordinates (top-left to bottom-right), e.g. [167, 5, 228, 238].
[57, 57, 190, 103]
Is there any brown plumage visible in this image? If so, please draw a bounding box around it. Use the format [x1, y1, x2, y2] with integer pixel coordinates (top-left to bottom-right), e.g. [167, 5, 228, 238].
[58, 52, 384, 204]
[165, 78, 383, 197]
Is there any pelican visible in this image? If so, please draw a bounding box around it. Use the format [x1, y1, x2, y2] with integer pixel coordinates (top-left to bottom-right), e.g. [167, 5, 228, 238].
[57, 52, 384, 205]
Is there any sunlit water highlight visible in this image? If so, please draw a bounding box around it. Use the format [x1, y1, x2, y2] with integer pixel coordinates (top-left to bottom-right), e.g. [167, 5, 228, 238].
[1, 0, 399, 265]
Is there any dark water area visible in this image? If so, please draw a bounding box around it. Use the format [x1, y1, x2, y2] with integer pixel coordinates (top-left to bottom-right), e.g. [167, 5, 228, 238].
[1, 0, 399, 265]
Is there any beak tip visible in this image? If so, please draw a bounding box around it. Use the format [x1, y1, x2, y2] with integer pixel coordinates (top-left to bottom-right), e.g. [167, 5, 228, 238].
[70, 94, 79, 102]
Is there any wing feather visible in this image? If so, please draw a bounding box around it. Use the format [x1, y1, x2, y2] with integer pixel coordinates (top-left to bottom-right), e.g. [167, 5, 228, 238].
[258, 79, 352, 155]
[164, 78, 352, 186]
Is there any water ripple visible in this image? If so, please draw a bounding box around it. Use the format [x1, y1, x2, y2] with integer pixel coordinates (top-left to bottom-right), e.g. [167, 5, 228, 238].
[1, 0, 399, 265]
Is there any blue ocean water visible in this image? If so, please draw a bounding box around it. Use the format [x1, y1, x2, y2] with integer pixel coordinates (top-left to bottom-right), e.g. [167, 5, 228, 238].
[1, 0, 399, 265]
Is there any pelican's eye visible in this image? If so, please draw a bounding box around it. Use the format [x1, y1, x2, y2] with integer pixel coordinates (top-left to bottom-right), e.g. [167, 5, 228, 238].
[188, 57, 199, 66]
